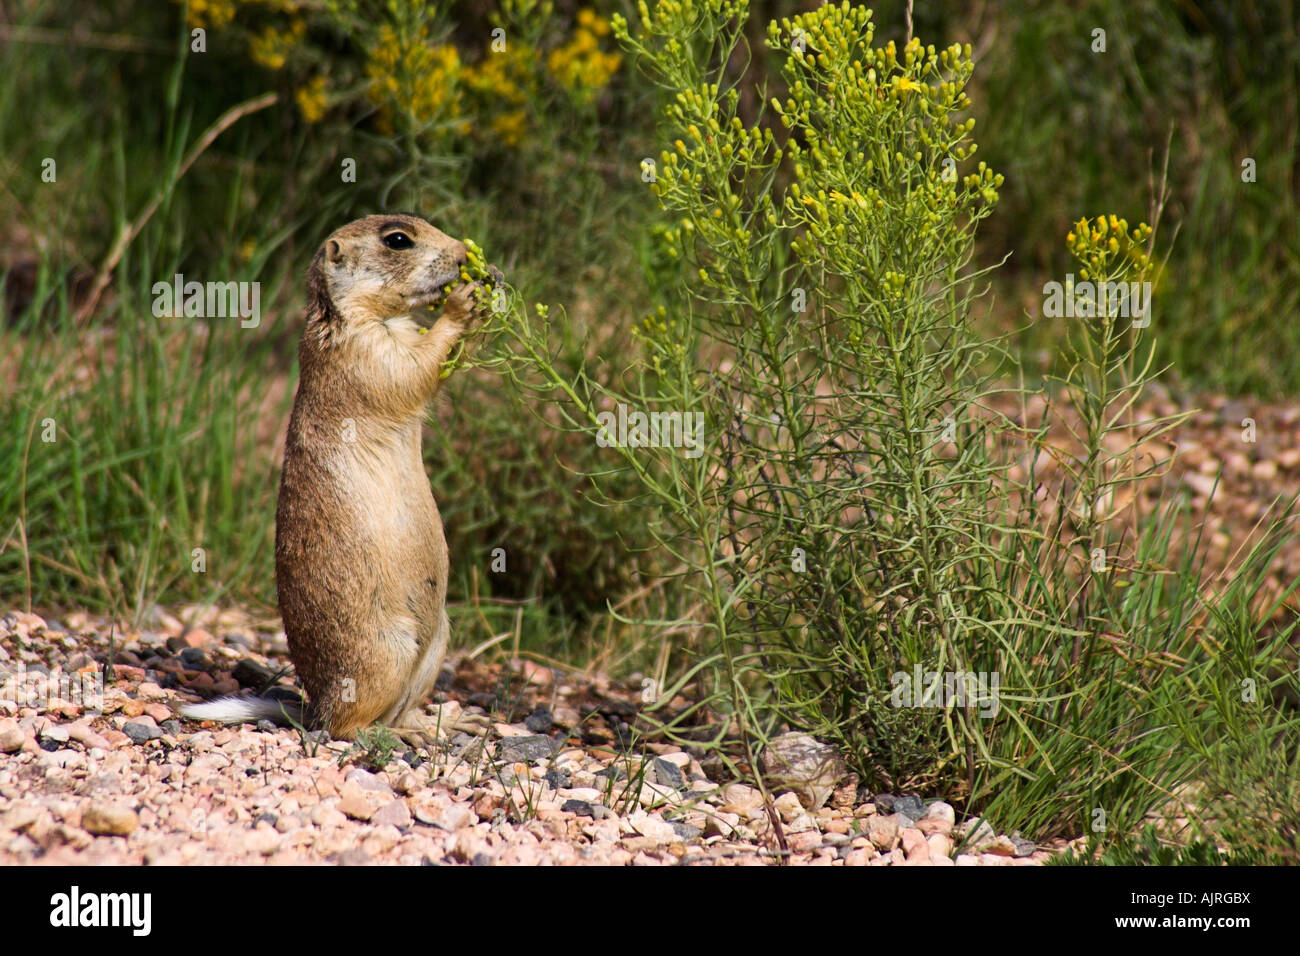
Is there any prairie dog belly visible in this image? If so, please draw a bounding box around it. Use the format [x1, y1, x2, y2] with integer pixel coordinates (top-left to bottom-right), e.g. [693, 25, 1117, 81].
[340, 423, 448, 640]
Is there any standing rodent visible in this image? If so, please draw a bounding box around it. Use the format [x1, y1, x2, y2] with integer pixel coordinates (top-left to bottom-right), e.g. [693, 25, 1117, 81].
[183, 214, 500, 740]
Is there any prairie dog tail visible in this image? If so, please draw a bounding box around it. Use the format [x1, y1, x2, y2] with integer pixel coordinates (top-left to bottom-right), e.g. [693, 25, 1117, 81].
[180, 695, 304, 728]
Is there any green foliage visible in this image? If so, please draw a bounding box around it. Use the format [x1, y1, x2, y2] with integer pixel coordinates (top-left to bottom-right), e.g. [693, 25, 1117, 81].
[1049, 825, 1269, 866]
[339, 724, 402, 771]
[500, 0, 1300, 848]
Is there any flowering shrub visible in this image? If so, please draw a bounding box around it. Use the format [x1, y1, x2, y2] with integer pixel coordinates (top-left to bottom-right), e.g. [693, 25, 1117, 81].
[172, 0, 623, 156]
[495, 0, 1260, 844]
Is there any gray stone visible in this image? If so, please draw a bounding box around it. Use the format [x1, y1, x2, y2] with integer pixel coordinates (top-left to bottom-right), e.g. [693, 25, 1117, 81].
[670, 822, 702, 841]
[562, 799, 595, 817]
[894, 794, 926, 820]
[122, 721, 162, 744]
[497, 735, 559, 763]
[232, 659, 275, 689]
[545, 768, 571, 790]
[651, 757, 685, 790]
[1011, 835, 1037, 857]
[524, 707, 553, 733]
[178, 648, 211, 670]
[39, 725, 70, 744]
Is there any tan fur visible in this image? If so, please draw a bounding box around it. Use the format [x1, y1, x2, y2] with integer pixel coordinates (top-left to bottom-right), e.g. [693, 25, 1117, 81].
[275, 214, 490, 740]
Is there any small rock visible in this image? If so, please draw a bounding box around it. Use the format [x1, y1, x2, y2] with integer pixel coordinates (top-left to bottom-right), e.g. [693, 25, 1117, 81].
[760, 732, 847, 811]
[244, 828, 281, 856]
[497, 735, 559, 763]
[703, 811, 741, 837]
[66, 722, 110, 750]
[924, 800, 955, 826]
[81, 804, 138, 837]
[181, 628, 214, 649]
[894, 794, 926, 820]
[868, 813, 899, 850]
[873, 793, 897, 811]
[337, 794, 375, 821]
[829, 773, 859, 810]
[39, 725, 70, 744]
[135, 681, 167, 700]
[344, 768, 392, 793]
[628, 811, 677, 844]
[372, 799, 412, 828]
[773, 791, 805, 823]
[787, 830, 822, 853]
[1011, 835, 1037, 857]
[927, 833, 954, 858]
[843, 846, 876, 866]
[650, 757, 685, 790]
[523, 707, 553, 733]
[670, 822, 702, 841]
[310, 805, 347, 828]
[122, 721, 162, 744]
[232, 659, 275, 688]
[2, 804, 39, 831]
[982, 834, 1019, 857]
[900, 827, 928, 857]
[545, 768, 571, 790]
[0, 728, 26, 753]
[719, 783, 763, 811]
[177, 647, 211, 670]
[562, 799, 595, 818]
[412, 801, 470, 830]
[472, 792, 501, 820]
[959, 816, 996, 848]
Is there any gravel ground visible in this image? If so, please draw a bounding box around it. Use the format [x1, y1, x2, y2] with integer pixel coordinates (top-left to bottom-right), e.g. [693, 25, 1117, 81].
[0, 608, 1062, 866]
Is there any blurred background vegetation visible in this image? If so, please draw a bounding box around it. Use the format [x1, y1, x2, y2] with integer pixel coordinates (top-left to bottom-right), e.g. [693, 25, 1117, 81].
[0, 0, 1297, 854]
[3, 0, 1294, 619]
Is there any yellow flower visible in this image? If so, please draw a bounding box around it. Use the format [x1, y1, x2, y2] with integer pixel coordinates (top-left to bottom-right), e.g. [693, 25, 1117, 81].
[249, 18, 305, 72]
[366, 26, 463, 127]
[489, 109, 527, 146]
[178, 0, 236, 31]
[548, 9, 622, 99]
[295, 75, 328, 124]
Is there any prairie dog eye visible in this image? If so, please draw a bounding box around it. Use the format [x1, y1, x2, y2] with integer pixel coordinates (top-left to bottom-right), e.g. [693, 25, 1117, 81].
[382, 231, 414, 250]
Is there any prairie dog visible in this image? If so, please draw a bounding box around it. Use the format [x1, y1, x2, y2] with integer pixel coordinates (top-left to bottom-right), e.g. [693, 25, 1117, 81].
[183, 214, 499, 739]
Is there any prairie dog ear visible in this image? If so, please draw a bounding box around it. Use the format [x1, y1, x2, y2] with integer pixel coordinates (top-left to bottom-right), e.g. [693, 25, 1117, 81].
[326, 239, 345, 265]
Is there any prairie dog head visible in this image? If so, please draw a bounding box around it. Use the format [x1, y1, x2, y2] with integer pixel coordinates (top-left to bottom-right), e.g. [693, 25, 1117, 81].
[311, 213, 467, 325]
